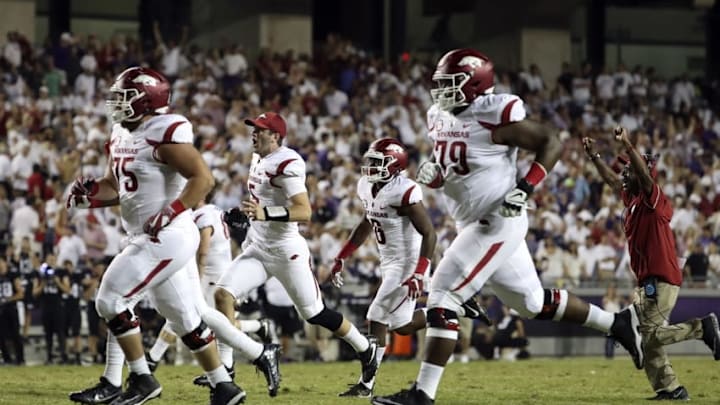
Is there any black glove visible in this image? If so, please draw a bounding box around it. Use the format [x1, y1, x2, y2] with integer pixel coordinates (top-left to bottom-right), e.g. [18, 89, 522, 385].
[223, 207, 250, 230]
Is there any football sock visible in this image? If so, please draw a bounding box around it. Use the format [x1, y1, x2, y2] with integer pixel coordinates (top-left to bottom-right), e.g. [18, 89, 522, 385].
[341, 325, 370, 352]
[583, 304, 614, 333]
[239, 320, 262, 333]
[148, 337, 170, 363]
[127, 357, 151, 376]
[201, 308, 264, 359]
[218, 341, 235, 369]
[103, 334, 124, 387]
[416, 362, 445, 399]
[205, 365, 232, 388]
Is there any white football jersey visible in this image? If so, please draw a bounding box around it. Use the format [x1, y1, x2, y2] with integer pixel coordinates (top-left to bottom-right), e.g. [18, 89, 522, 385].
[108, 114, 193, 234]
[193, 204, 232, 273]
[246, 146, 306, 245]
[357, 175, 422, 268]
[427, 93, 526, 228]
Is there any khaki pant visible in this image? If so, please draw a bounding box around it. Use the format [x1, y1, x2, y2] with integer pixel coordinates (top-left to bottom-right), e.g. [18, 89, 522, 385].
[633, 281, 703, 392]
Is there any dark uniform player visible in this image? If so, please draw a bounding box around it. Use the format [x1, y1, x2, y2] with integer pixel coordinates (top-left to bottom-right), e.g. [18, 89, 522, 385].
[14, 238, 37, 340]
[64, 260, 90, 364]
[38, 254, 71, 364]
[0, 256, 24, 364]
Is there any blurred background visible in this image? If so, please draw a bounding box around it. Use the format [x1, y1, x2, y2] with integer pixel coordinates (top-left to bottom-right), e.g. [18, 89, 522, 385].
[0, 0, 718, 367]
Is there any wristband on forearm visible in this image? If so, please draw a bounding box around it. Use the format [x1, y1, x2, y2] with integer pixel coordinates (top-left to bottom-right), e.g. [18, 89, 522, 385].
[414, 256, 431, 275]
[523, 161, 547, 187]
[263, 206, 290, 221]
[336, 241, 359, 260]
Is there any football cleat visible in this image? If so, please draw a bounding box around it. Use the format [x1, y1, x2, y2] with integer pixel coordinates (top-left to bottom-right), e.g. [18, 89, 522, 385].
[256, 319, 274, 344]
[701, 313, 720, 360]
[69, 377, 122, 404]
[610, 304, 644, 370]
[209, 381, 246, 405]
[460, 296, 492, 325]
[109, 373, 161, 405]
[338, 382, 373, 398]
[145, 353, 158, 373]
[646, 386, 689, 401]
[359, 335, 379, 383]
[193, 365, 235, 387]
[371, 384, 434, 405]
[253, 344, 281, 397]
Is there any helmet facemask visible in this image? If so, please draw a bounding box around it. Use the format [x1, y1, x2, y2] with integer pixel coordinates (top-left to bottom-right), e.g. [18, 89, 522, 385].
[431, 72, 470, 111]
[106, 85, 145, 124]
[361, 151, 397, 183]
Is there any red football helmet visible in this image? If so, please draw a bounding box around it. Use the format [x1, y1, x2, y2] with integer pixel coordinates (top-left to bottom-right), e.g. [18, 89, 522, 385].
[361, 138, 408, 183]
[431, 48, 495, 111]
[106, 67, 171, 123]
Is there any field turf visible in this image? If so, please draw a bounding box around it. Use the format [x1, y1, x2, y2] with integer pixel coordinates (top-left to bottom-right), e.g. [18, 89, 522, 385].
[0, 357, 717, 404]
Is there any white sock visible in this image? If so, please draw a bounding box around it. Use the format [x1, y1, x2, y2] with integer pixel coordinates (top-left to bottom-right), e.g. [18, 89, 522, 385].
[416, 362, 445, 399]
[218, 341, 235, 369]
[201, 308, 264, 360]
[127, 357, 151, 376]
[103, 334, 125, 387]
[361, 346, 386, 388]
[239, 320, 262, 333]
[583, 304, 615, 333]
[341, 324, 369, 353]
[148, 338, 170, 363]
[205, 365, 231, 388]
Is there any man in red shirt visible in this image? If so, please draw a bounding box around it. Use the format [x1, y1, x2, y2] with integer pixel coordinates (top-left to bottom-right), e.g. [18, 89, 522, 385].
[584, 127, 720, 400]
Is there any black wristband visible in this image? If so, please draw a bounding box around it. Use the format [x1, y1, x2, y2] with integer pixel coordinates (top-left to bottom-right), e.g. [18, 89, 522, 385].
[516, 178, 534, 195]
[263, 206, 290, 222]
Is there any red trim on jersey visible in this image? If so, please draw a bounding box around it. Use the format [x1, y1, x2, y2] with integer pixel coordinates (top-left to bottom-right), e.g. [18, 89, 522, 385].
[451, 242, 503, 292]
[266, 158, 297, 188]
[194, 213, 204, 224]
[478, 121, 496, 131]
[401, 185, 416, 206]
[163, 121, 185, 143]
[389, 296, 409, 314]
[123, 259, 172, 298]
[500, 99, 518, 124]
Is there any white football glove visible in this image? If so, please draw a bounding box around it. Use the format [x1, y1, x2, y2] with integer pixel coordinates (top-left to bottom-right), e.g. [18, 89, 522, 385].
[499, 179, 534, 217]
[330, 258, 344, 288]
[65, 194, 91, 210]
[417, 161, 443, 188]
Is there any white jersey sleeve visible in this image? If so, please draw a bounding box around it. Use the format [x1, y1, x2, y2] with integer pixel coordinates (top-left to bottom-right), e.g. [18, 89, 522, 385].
[470, 94, 526, 127]
[272, 158, 306, 198]
[143, 114, 193, 145]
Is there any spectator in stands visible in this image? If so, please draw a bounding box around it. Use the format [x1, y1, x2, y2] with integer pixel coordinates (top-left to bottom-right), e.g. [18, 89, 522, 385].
[55, 224, 86, 268]
[684, 242, 710, 287]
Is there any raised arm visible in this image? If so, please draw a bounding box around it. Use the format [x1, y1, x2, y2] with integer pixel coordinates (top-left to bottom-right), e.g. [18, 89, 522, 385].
[583, 137, 622, 193]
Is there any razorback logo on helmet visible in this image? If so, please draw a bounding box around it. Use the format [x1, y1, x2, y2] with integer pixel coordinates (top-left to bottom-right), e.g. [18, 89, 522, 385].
[132, 74, 159, 87]
[385, 143, 404, 154]
[458, 56, 484, 69]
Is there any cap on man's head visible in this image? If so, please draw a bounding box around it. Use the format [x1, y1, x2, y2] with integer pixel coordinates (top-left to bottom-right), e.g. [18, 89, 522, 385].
[244, 112, 286, 138]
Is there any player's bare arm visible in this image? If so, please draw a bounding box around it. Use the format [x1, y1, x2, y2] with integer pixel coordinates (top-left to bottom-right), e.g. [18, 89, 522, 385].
[196, 226, 213, 278]
[328, 218, 372, 287]
[614, 127, 654, 196]
[66, 159, 120, 209]
[398, 202, 437, 260]
[492, 119, 562, 171]
[348, 218, 373, 246]
[494, 119, 561, 217]
[583, 136, 622, 193]
[242, 191, 311, 222]
[157, 143, 215, 208]
[399, 202, 436, 298]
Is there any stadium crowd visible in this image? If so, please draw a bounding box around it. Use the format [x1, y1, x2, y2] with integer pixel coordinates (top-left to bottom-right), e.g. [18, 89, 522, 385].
[0, 28, 718, 366]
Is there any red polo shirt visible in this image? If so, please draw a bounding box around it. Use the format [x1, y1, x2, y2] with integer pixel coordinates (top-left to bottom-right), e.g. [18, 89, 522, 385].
[621, 184, 683, 286]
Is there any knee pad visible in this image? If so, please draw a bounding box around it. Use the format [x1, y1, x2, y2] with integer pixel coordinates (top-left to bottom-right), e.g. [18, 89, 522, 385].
[534, 288, 568, 321]
[306, 307, 343, 331]
[181, 321, 215, 352]
[426, 308, 459, 339]
[106, 309, 140, 337]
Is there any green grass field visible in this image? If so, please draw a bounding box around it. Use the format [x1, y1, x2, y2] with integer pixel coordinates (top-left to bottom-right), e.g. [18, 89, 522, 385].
[0, 357, 717, 404]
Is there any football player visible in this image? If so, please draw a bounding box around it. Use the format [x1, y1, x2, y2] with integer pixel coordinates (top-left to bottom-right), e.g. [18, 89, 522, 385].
[214, 112, 380, 393]
[331, 138, 489, 398]
[372, 49, 644, 405]
[66, 67, 273, 405]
